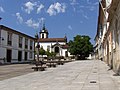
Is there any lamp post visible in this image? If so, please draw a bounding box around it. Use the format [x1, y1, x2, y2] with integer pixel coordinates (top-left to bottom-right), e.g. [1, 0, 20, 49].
[35, 33, 40, 66]
[0, 37, 4, 40]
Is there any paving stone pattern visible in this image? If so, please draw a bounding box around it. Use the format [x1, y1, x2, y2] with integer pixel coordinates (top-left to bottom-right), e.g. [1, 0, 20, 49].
[0, 64, 34, 80]
[0, 60, 120, 90]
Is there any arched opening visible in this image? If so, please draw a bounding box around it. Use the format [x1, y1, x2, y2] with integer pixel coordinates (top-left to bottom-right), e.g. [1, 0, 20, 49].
[55, 47, 59, 53]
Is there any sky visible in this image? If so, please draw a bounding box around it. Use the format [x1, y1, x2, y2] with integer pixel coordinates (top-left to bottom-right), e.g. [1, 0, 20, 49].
[0, 0, 99, 44]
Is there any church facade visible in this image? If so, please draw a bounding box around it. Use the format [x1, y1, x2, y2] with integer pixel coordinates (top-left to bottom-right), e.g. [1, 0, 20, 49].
[35, 25, 70, 58]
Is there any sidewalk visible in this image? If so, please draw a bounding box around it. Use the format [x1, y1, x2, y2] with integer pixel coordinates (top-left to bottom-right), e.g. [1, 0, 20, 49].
[0, 60, 120, 90]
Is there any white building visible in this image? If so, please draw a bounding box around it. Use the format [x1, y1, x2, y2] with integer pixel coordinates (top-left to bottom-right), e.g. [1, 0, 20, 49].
[35, 25, 70, 58]
[0, 25, 35, 63]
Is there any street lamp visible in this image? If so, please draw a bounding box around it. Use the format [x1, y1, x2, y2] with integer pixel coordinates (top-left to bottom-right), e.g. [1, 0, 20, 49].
[35, 33, 40, 66]
[0, 37, 4, 41]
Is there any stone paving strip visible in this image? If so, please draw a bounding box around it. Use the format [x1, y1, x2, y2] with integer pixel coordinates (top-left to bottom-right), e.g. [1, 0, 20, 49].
[0, 60, 120, 90]
[0, 64, 35, 81]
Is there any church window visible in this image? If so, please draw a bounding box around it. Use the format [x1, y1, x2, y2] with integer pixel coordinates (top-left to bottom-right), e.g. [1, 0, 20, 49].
[47, 45, 50, 51]
[42, 33, 44, 38]
[55, 47, 59, 53]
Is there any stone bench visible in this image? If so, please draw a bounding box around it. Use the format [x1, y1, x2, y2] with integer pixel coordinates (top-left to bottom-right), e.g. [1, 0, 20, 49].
[32, 66, 46, 71]
[46, 63, 57, 67]
[57, 61, 64, 65]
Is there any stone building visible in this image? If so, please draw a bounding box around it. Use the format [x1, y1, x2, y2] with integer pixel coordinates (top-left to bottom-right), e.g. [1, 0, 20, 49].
[94, 0, 111, 61]
[0, 25, 35, 63]
[95, 0, 120, 74]
[107, 0, 120, 74]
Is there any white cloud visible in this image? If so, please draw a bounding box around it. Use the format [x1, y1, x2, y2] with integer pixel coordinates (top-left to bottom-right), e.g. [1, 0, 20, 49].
[89, 6, 95, 11]
[83, 15, 89, 19]
[38, 17, 45, 24]
[55, 2, 66, 13]
[24, 1, 36, 14]
[37, 4, 44, 14]
[70, 0, 79, 5]
[0, 6, 5, 13]
[70, 0, 79, 12]
[16, 12, 23, 24]
[25, 18, 41, 29]
[80, 10, 89, 19]
[87, 0, 91, 4]
[47, 2, 66, 16]
[93, 2, 99, 5]
[79, 5, 96, 12]
[68, 25, 72, 30]
[47, 4, 57, 16]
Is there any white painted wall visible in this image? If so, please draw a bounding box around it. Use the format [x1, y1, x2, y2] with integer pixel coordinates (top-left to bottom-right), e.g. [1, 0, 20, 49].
[106, 0, 112, 8]
[12, 34, 18, 49]
[62, 49, 67, 57]
[35, 42, 70, 57]
[12, 49, 18, 62]
[35, 42, 65, 52]
[0, 48, 6, 58]
[0, 27, 35, 63]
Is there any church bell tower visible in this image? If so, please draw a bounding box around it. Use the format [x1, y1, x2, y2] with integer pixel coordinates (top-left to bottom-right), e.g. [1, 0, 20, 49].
[40, 24, 49, 39]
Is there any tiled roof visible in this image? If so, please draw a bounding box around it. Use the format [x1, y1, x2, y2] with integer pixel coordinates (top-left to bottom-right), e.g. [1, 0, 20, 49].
[38, 38, 66, 42]
[0, 25, 35, 39]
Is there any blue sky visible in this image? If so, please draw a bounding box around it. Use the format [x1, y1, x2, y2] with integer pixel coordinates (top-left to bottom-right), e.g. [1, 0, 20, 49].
[0, 0, 99, 44]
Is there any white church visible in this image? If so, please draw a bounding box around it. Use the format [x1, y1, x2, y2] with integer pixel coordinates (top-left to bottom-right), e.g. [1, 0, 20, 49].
[35, 25, 70, 58]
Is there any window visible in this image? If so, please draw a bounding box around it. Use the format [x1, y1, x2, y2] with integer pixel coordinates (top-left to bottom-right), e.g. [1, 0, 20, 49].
[42, 33, 44, 38]
[7, 32, 12, 46]
[30, 40, 33, 50]
[29, 52, 33, 58]
[19, 36, 23, 48]
[47, 45, 50, 51]
[55, 47, 59, 53]
[24, 52, 27, 61]
[25, 38, 28, 49]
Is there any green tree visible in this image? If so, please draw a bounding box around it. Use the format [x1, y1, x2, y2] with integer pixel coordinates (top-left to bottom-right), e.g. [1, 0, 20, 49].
[45, 49, 51, 57]
[39, 47, 46, 55]
[44, 48, 56, 59]
[50, 51, 56, 57]
[68, 35, 93, 60]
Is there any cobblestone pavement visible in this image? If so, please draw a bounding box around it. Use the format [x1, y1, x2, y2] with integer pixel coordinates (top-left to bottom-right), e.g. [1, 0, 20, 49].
[0, 64, 34, 81]
[0, 60, 120, 90]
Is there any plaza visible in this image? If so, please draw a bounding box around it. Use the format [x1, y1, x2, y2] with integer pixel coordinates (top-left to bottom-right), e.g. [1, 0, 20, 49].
[0, 60, 120, 90]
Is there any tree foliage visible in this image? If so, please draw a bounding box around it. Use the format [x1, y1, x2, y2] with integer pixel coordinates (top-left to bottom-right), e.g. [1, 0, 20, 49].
[39, 47, 46, 55]
[38, 47, 56, 59]
[45, 50, 56, 57]
[68, 35, 93, 59]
